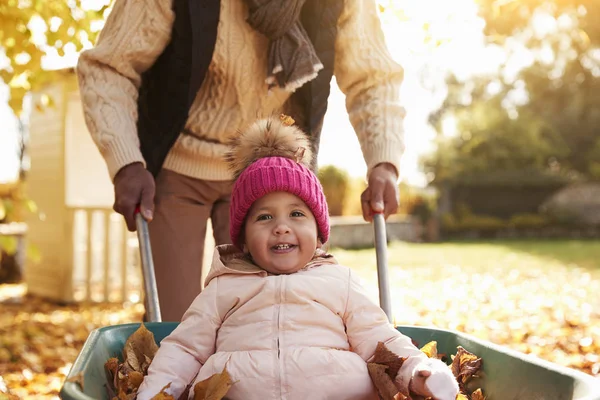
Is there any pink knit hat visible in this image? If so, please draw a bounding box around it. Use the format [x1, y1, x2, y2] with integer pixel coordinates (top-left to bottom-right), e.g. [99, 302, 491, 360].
[227, 117, 329, 249]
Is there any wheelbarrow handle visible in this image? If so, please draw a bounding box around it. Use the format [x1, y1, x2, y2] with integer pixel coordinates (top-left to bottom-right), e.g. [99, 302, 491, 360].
[373, 213, 392, 322]
[135, 207, 162, 323]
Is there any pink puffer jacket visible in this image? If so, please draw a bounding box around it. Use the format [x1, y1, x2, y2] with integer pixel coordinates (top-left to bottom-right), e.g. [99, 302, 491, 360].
[137, 245, 428, 400]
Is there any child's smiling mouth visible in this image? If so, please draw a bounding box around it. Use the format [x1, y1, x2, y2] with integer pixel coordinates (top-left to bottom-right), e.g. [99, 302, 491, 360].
[271, 243, 297, 253]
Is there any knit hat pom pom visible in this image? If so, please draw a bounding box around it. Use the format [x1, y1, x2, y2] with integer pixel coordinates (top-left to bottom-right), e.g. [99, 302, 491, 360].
[226, 115, 313, 179]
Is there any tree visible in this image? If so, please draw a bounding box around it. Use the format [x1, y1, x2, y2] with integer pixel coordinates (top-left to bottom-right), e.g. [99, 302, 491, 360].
[424, 86, 570, 184]
[0, 0, 109, 116]
[427, 0, 600, 182]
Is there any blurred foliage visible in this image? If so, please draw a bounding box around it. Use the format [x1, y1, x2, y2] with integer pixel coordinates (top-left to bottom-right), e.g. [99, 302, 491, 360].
[426, 0, 600, 183]
[508, 213, 550, 229]
[342, 177, 367, 216]
[0, 192, 37, 224]
[318, 165, 350, 216]
[442, 212, 506, 233]
[0, 0, 109, 115]
[477, 0, 600, 46]
[332, 175, 436, 218]
[402, 185, 437, 224]
[0, 184, 41, 266]
[441, 199, 596, 234]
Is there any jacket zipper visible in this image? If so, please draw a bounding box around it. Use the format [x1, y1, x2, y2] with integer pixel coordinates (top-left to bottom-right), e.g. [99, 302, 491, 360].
[274, 276, 283, 399]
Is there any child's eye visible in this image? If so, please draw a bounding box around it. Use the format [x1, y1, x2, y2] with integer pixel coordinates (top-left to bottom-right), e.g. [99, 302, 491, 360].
[257, 214, 272, 221]
[291, 211, 305, 217]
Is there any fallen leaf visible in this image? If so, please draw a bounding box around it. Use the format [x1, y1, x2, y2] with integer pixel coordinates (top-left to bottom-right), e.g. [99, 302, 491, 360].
[128, 371, 144, 390]
[456, 394, 469, 400]
[279, 114, 295, 126]
[124, 323, 159, 374]
[471, 388, 485, 400]
[367, 363, 404, 400]
[126, 344, 140, 372]
[0, 393, 21, 400]
[105, 357, 119, 375]
[193, 368, 234, 400]
[150, 382, 176, 400]
[371, 342, 407, 380]
[451, 347, 483, 386]
[65, 372, 84, 388]
[420, 341, 438, 359]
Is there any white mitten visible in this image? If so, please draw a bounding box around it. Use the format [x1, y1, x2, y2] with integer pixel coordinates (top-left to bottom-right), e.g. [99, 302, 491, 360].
[411, 358, 459, 400]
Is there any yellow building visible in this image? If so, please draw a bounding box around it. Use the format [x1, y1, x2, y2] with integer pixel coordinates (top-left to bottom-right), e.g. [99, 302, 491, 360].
[25, 69, 215, 304]
[25, 69, 137, 303]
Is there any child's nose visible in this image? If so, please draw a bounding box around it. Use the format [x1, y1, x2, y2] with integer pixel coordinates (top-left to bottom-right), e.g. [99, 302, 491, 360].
[274, 222, 291, 235]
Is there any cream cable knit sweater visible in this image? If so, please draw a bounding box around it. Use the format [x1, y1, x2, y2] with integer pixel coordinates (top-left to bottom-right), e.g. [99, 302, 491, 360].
[77, 0, 406, 181]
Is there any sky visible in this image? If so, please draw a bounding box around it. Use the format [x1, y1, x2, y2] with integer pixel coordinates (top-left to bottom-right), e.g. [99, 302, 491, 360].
[0, 0, 504, 185]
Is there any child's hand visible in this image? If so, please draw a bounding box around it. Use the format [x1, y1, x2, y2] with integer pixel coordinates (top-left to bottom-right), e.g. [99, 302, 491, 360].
[409, 359, 459, 400]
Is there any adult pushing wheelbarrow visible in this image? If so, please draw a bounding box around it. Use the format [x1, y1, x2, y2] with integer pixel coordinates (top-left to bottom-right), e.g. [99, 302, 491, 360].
[77, 0, 406, 323]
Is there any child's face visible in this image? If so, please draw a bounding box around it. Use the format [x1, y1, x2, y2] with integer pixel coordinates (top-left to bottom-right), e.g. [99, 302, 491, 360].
[243, 191, 319, 274]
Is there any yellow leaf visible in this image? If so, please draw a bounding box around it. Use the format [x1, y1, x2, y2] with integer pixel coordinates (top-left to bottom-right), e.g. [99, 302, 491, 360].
[471, 388, 485, 400]
[456, 394, 469, 400]
[193, 368, 234, 400]
[150, 383, 176, 400]
[420, 341, 438, 358]
[0, 393, 21, 400]
[279, 114, 295, 126]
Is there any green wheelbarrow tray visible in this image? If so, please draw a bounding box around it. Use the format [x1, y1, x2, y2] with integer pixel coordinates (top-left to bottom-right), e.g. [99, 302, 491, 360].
[60, 321, 600, 400]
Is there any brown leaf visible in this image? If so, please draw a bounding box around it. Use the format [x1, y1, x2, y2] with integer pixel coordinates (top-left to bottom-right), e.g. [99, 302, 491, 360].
[471, 388, 485, 400]
[372, 342, 407, 380]
[150, 383, 176, 400]
[65, 372, 84, 388]
[367, 363, 402, 400]
[420, 341, 438, 359]
[128, 371, 144, 391]
[126, 345, 140, 372]
[451, 347, 483, 386]
[115, 370, 129, 397]
[123, 323, 159, 374]
[143, 354, 153, 371]
[105, 357, 119, 376]
[193, 368, 234, 400]
[116, 388, 130, 400]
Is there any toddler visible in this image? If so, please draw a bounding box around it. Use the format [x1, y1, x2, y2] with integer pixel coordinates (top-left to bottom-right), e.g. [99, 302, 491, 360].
[137, 117, 459, 400]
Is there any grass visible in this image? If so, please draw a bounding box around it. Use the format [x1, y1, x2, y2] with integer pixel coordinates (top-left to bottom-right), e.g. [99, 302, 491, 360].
[332, 238, 600, 272]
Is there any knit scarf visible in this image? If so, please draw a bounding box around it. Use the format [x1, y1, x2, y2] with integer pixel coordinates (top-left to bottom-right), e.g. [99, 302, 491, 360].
[244, 0, 323, 92]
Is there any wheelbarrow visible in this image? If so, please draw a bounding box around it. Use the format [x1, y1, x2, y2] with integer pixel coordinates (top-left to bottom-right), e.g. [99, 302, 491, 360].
[61, 213, 600, 399]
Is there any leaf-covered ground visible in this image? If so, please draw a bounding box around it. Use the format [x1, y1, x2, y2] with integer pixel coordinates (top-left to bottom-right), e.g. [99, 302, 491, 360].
[335, 240, 600, 378]
[1, 239, 599, 399]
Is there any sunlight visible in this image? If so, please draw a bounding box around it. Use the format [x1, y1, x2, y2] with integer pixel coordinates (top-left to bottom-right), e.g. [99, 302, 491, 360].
[320, 0, 488, 185]
[0, 0, 490, 185]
